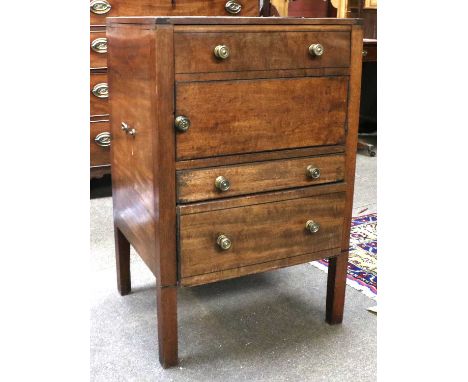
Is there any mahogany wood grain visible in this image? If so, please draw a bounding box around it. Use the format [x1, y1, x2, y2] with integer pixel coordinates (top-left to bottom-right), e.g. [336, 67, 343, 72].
[179, 191, 345, 278]
[177, 154, 345, 202]
[176, 76, 349, 160]
[91, 0, 259, 25]
[174, 30, 350, 73]
[90, 72, 108, 115]
[326, 252, 348, 324]
[115, 225, 131, 295]
[90, 120, 111, 166]
[156, 286, 178, 368]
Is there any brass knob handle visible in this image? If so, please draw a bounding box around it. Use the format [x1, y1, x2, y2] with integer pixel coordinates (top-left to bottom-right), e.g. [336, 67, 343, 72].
[121, 122, 136, 136]
[92, 83, 108, 98]
[306, 220, 320, 234]
[225, 0, 242, 14]
[306, 166, 321, 180]
[175, 116, 190, 132]
[215, 176, 230, 192]
[362, 50, 368, 57]
[309, 43, 324, 57]
[94, 132, 111, 147]
[90, 0, 112, 15]
[91, 37, 107, 54]
[214, 45, 230, 60]
[217, 234, 232, 250]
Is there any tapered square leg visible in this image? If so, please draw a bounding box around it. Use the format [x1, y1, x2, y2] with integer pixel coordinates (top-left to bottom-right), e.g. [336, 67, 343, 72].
[326, 252, 349, 324]
[156, 286, 178, 368]
[114, 226, 131, 296]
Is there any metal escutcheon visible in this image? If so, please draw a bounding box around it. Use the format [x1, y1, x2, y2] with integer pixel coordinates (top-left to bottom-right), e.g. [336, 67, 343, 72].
[90, 0, 112, 15]
[175, 116, 190, 132]
[217, 234, 232, 250]
[94, 132, 111, 147]
[225, 0, 242, 15]
[92, 83, 108, 98]
[91, 37, 107, 54]
[305, 220, 320, 234]
[215, 176, 230, 192]
[214, 45, 230, 60]
[121, 122, 136, 136]
[309, 43, 324, 57]
[306, 166, 321, 180]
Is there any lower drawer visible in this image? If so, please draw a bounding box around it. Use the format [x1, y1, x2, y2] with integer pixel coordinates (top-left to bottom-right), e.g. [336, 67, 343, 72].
[90, 73, 108, 115]
[178, 189, 345, 279]
[90, 121, 111, 166]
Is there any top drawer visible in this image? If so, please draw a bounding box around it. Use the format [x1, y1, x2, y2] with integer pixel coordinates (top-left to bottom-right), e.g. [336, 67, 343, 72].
[90, 0, 258, 25]
[174, 29, 351, 73]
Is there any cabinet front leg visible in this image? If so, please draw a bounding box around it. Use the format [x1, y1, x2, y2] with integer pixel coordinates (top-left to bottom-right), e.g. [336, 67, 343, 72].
[326, 252, 348, 324]
[156, 286, 178, 368]
[114, 225, 131, 296]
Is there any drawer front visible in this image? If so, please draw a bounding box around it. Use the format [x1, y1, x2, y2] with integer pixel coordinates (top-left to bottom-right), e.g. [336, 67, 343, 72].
[177, 154, 345, 202]
[175, 76, 348, 160]
[175, 30, 350, 73]
[90, 121, 111, 166]
[90, 31, 107, 68]
[179, 191, 345, 278]
[90, 0, 258, 25]
[90, 73, 109, 115]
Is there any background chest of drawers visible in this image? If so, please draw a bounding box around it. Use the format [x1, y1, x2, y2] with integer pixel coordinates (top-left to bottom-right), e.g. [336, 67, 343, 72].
[90, 0, 260, 179]
[107, 16, 363, 367]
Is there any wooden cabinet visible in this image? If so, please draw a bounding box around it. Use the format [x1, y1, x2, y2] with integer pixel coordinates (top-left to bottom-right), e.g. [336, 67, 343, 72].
[107, 16, 363, 367]
[89, 1, 259, 179]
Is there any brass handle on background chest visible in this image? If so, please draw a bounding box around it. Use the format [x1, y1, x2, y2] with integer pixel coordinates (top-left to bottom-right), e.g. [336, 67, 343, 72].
[90, 0, 111, 15]
[94, 132, 111, 147]
[306, 166, 321, 180]
[309, 43, 324, 57]
[225, 0, 242, 14]
[91, 37, 107, 54]
[305, 220, 320, 234]
[215, 176, 230, 192]
[175, 116, 190, 132]
[217, 234, 232, 251]
[92, 83, 108, 98]
[214, 45, 230, 60]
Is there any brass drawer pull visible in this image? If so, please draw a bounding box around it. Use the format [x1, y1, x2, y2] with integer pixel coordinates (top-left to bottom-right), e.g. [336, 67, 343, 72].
[306, 166, 321, 179]
[217, 234, 232, 250]
[309, 43, 324, 57]
[214, 45, 230, 60]
[91, 37, 107, 54]
[90, 0, 112, 15]
[175, 116, 190, 132]
[215, 176, 230, 192]
[225, 0, 242, 15]
[305, 220, 320, 234]
[121, 122, 136, 136]
[94, 132, 111, 147]
[92, 83, 108, 98]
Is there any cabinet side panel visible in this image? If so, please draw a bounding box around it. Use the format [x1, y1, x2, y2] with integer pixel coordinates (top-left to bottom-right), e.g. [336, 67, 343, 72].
[108, 24, 158, 274]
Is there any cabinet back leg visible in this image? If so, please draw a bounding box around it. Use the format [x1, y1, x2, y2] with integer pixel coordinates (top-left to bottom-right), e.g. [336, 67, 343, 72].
[157, 286, 178, 368]
[326, 252, 348, 324]
[114, 225, 131, 296]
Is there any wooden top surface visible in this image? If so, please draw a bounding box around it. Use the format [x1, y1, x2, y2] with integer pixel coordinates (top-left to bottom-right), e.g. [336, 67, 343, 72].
[107, 16, 362, 26]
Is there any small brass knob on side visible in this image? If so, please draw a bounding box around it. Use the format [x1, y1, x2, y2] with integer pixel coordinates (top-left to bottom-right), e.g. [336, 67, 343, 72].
[91, 37, 107, 54]
[121, 122, 136, 136]
[306, 220, 320, 234]
[214, 45, 230, 60]
[309, 43, 324, 57]
[90, 0, 112, 15]
[306, 166, 321, 180]
[215, 176, 230, 192]
[175, 116, 190, 132]
[92, 83, 108, 98]
[225, 0, 242, 15]
[217, 234, 232, 250]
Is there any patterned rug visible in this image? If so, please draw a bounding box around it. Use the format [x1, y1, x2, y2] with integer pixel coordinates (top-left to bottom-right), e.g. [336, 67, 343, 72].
[311, 213, 377, 301]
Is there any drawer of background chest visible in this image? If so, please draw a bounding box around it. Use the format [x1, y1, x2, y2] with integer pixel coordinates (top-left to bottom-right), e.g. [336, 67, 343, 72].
[177, 154, 345, 203]
[178, 190, 345, 279]
[175, 76, 348, 160]
[90, 0, 258, 25]
[90, 30, 107, 69]
[90, 73, 108, 115]
[90, 120, 111, 166]
[174, 28, 350, 73]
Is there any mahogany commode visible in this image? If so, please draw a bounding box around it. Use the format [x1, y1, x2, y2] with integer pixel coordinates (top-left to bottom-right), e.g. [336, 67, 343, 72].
[107, 16, 363, 368]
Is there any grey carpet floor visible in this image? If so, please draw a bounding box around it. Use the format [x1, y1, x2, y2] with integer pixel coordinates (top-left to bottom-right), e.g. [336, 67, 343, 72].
[90, 152, 377, 382]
